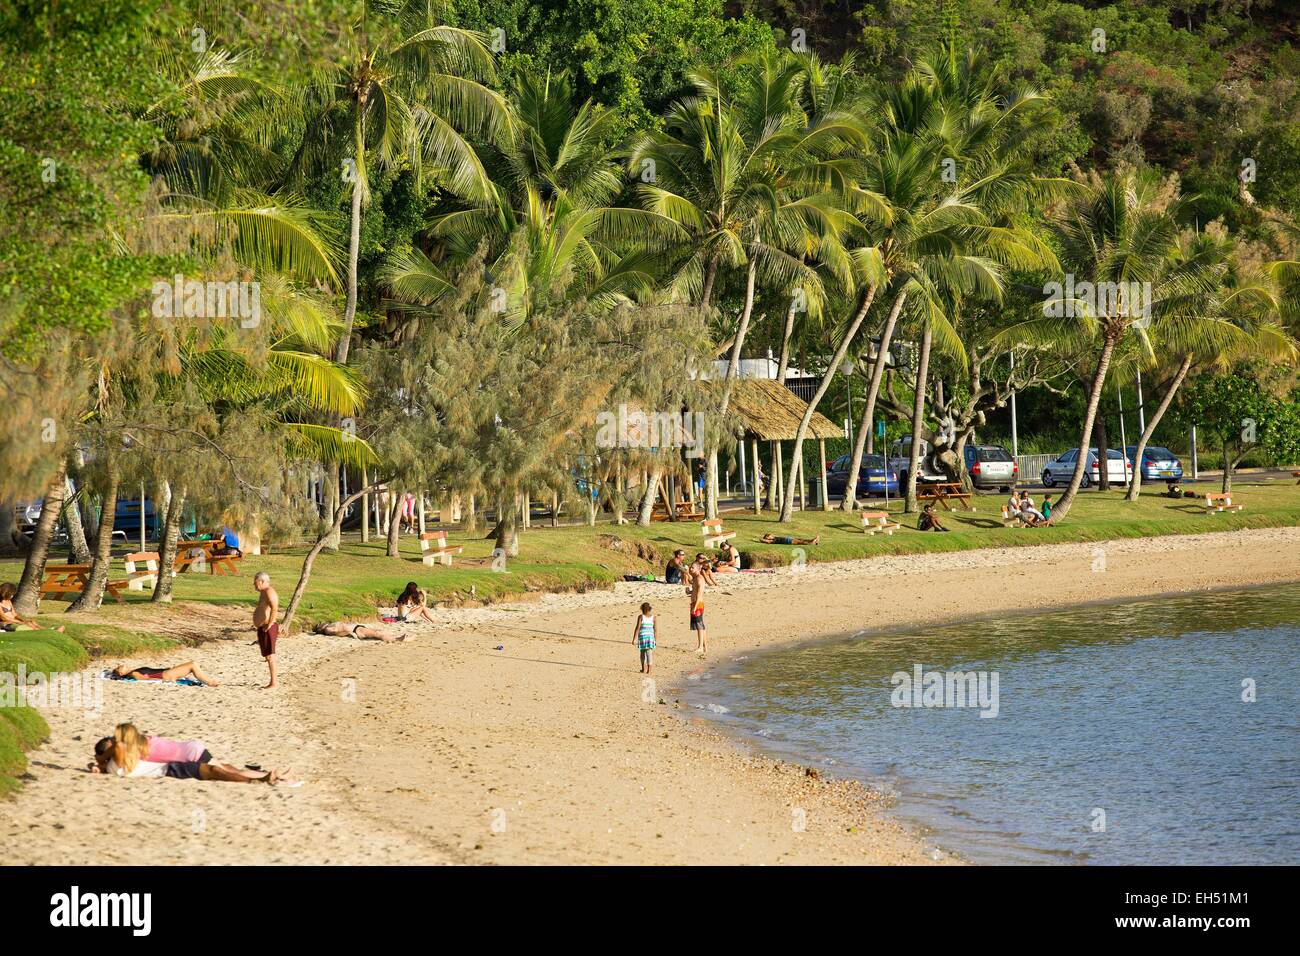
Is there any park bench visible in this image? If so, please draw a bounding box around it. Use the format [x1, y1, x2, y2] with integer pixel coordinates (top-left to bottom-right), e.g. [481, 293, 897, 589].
[1292, 470, 1300, 485]
[1204, 492, 1243, 514]
[207, 549, 242, 575]
[125, 551, 160, 591]
[859, 510, 901, 535]
[916, 482, 975, 511]
[38, 564, 127, 603]
[420, 531, 464, 567]
[1000, 505, 1027, 527]
[701, 519, 736, 548]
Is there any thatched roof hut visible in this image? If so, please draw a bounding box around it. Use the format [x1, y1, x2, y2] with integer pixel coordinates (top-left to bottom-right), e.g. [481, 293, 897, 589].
[726, 378, 841, 441]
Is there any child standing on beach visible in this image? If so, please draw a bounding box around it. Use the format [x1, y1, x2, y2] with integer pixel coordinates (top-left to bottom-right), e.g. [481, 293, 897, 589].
[632, 602, 657, 674]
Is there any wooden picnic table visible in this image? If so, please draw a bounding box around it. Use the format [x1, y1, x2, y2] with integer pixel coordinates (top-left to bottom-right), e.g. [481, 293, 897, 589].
[39, 564, 127, 603]
[175, 540, 242, 575]
[916, 482, 975, 511]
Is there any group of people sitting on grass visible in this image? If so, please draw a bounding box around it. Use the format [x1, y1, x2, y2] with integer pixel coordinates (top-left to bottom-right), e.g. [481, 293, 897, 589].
[1007, 490, 1053, 526]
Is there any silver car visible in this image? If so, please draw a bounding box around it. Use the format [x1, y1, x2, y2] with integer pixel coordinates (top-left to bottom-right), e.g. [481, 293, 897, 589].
[1041, 448, 1132, 489]
[963, 444, 1017, 491]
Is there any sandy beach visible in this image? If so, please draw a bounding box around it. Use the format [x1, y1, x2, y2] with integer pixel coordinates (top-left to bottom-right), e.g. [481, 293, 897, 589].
[7, 526, 1300, 866]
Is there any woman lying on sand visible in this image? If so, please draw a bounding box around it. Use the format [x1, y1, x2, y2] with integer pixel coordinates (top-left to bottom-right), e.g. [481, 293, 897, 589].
[395, 582, 437, 624]
[108, 661, 220, 686]
[90, 723, 298, 785]
[314, 621, 413, 643]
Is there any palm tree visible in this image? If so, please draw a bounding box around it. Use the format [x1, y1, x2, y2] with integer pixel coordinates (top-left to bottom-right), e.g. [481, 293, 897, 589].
[289, 1, 511, 365]
[1126, 230, 1294, 499]
[1041, 168, 1209, 522]
[630, 50, 861, 516]
[838, 45, 1062, 511]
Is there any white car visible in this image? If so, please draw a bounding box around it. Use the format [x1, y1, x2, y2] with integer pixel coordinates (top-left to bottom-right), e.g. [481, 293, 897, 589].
[1041, 448, 1131, 489]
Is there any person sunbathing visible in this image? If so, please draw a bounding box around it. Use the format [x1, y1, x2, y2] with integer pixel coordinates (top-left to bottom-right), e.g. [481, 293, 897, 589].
[91, 723, 297, 785]
[108, 661, 220, 686]
[395, 581, 437, 624]
[759, 533, 820, 546]
[314, 620, 413, 643]
[0, 582, 64, 632]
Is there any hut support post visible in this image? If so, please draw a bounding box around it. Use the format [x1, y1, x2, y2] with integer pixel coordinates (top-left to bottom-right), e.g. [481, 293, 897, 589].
[797, 454, 806, 512]
[819, 439, 829, 510]
[751, 438, 761, 514]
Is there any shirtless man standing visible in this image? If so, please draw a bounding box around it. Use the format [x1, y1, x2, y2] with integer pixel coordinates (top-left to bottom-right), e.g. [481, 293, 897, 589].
[687, 553, 717, 656]
[252, 572, 280, 689]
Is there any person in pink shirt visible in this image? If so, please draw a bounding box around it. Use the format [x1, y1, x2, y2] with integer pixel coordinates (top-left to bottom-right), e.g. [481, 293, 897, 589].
[89, 724, 298, 785]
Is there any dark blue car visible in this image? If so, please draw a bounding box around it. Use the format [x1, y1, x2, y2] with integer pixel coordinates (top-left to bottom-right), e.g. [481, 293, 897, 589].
[824, 454, 900, 499]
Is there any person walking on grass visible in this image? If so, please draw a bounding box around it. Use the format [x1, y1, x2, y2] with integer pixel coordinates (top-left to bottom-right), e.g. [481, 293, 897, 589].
[252, 571, 279, 690]
[688, 553, 716, 656]
[632, 602, 657, 674]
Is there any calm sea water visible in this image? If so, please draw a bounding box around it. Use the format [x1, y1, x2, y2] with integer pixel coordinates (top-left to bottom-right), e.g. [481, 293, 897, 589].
[687, 584, 1300, 864]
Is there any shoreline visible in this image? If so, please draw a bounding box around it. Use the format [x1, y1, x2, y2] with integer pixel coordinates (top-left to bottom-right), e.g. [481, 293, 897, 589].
[6, 525, 1300, 865]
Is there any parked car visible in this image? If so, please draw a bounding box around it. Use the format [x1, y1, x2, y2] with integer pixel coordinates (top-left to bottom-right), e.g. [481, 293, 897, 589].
[1123, 445, 1184, 484]
[825, 454, 900, 498]
[962, 444, 1018, 491]
[888, 437, 948, 486]
[1041, 448, 1132, 488]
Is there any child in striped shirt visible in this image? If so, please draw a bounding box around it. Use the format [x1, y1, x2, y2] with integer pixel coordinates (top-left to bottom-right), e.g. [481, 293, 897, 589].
[632, 602, 657, 674]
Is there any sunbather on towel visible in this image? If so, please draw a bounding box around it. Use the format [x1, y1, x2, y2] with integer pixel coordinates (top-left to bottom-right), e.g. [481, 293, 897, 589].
[314, 620, 413, 643]
[108, 661, 220, 686]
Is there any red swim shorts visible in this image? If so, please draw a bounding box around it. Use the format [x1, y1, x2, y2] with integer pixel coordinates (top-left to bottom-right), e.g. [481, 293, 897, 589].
[256, 623, 279, 658]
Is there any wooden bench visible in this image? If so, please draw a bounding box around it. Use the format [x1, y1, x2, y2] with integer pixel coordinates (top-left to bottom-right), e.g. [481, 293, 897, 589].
[859, 510, 901, 535]
[1204, 492, 1243, 513]
[1000, 505, 1027, 527]
[38, 564, 128, 603]
[420, 531, 464, 567]
[208, 550, 242, 575]
[916, 482, 974, 511]
[125, 551, 160, 591]
[1292, 471, 1300, 485]
[701, 519, 736, 548]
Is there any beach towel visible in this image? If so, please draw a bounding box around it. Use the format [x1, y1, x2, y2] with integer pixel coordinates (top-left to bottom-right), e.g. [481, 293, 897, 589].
[104, 671, 204, 686]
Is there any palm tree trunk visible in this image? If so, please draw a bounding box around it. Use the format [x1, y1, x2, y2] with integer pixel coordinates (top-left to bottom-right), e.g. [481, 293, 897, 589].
[840, 290, 907, 512]
[495, 492, 520, 557]
[13, 460, 68, 616]
[1126, 353, 1193, 501]
[700, 254, 721, 310]
[63, 471, 91, 563]
[322, 466, 341, 550]
[152, 483, 187, 603]
[385, 491, 402, 557]
[1095, 414, 1111, 491]
[707, 258, 759, 519]
[1052, 333, 1118, 521]
[779, 285, 877, 522]
[903, 325, 932, 514]
[1222, 442, 1234, 495]
[282, 479, 384, 631]
[765, 302, 799, 509]
[335, 108, 366, 366]
[67, 458, 120, 613]
[637, 464, 662, 527]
